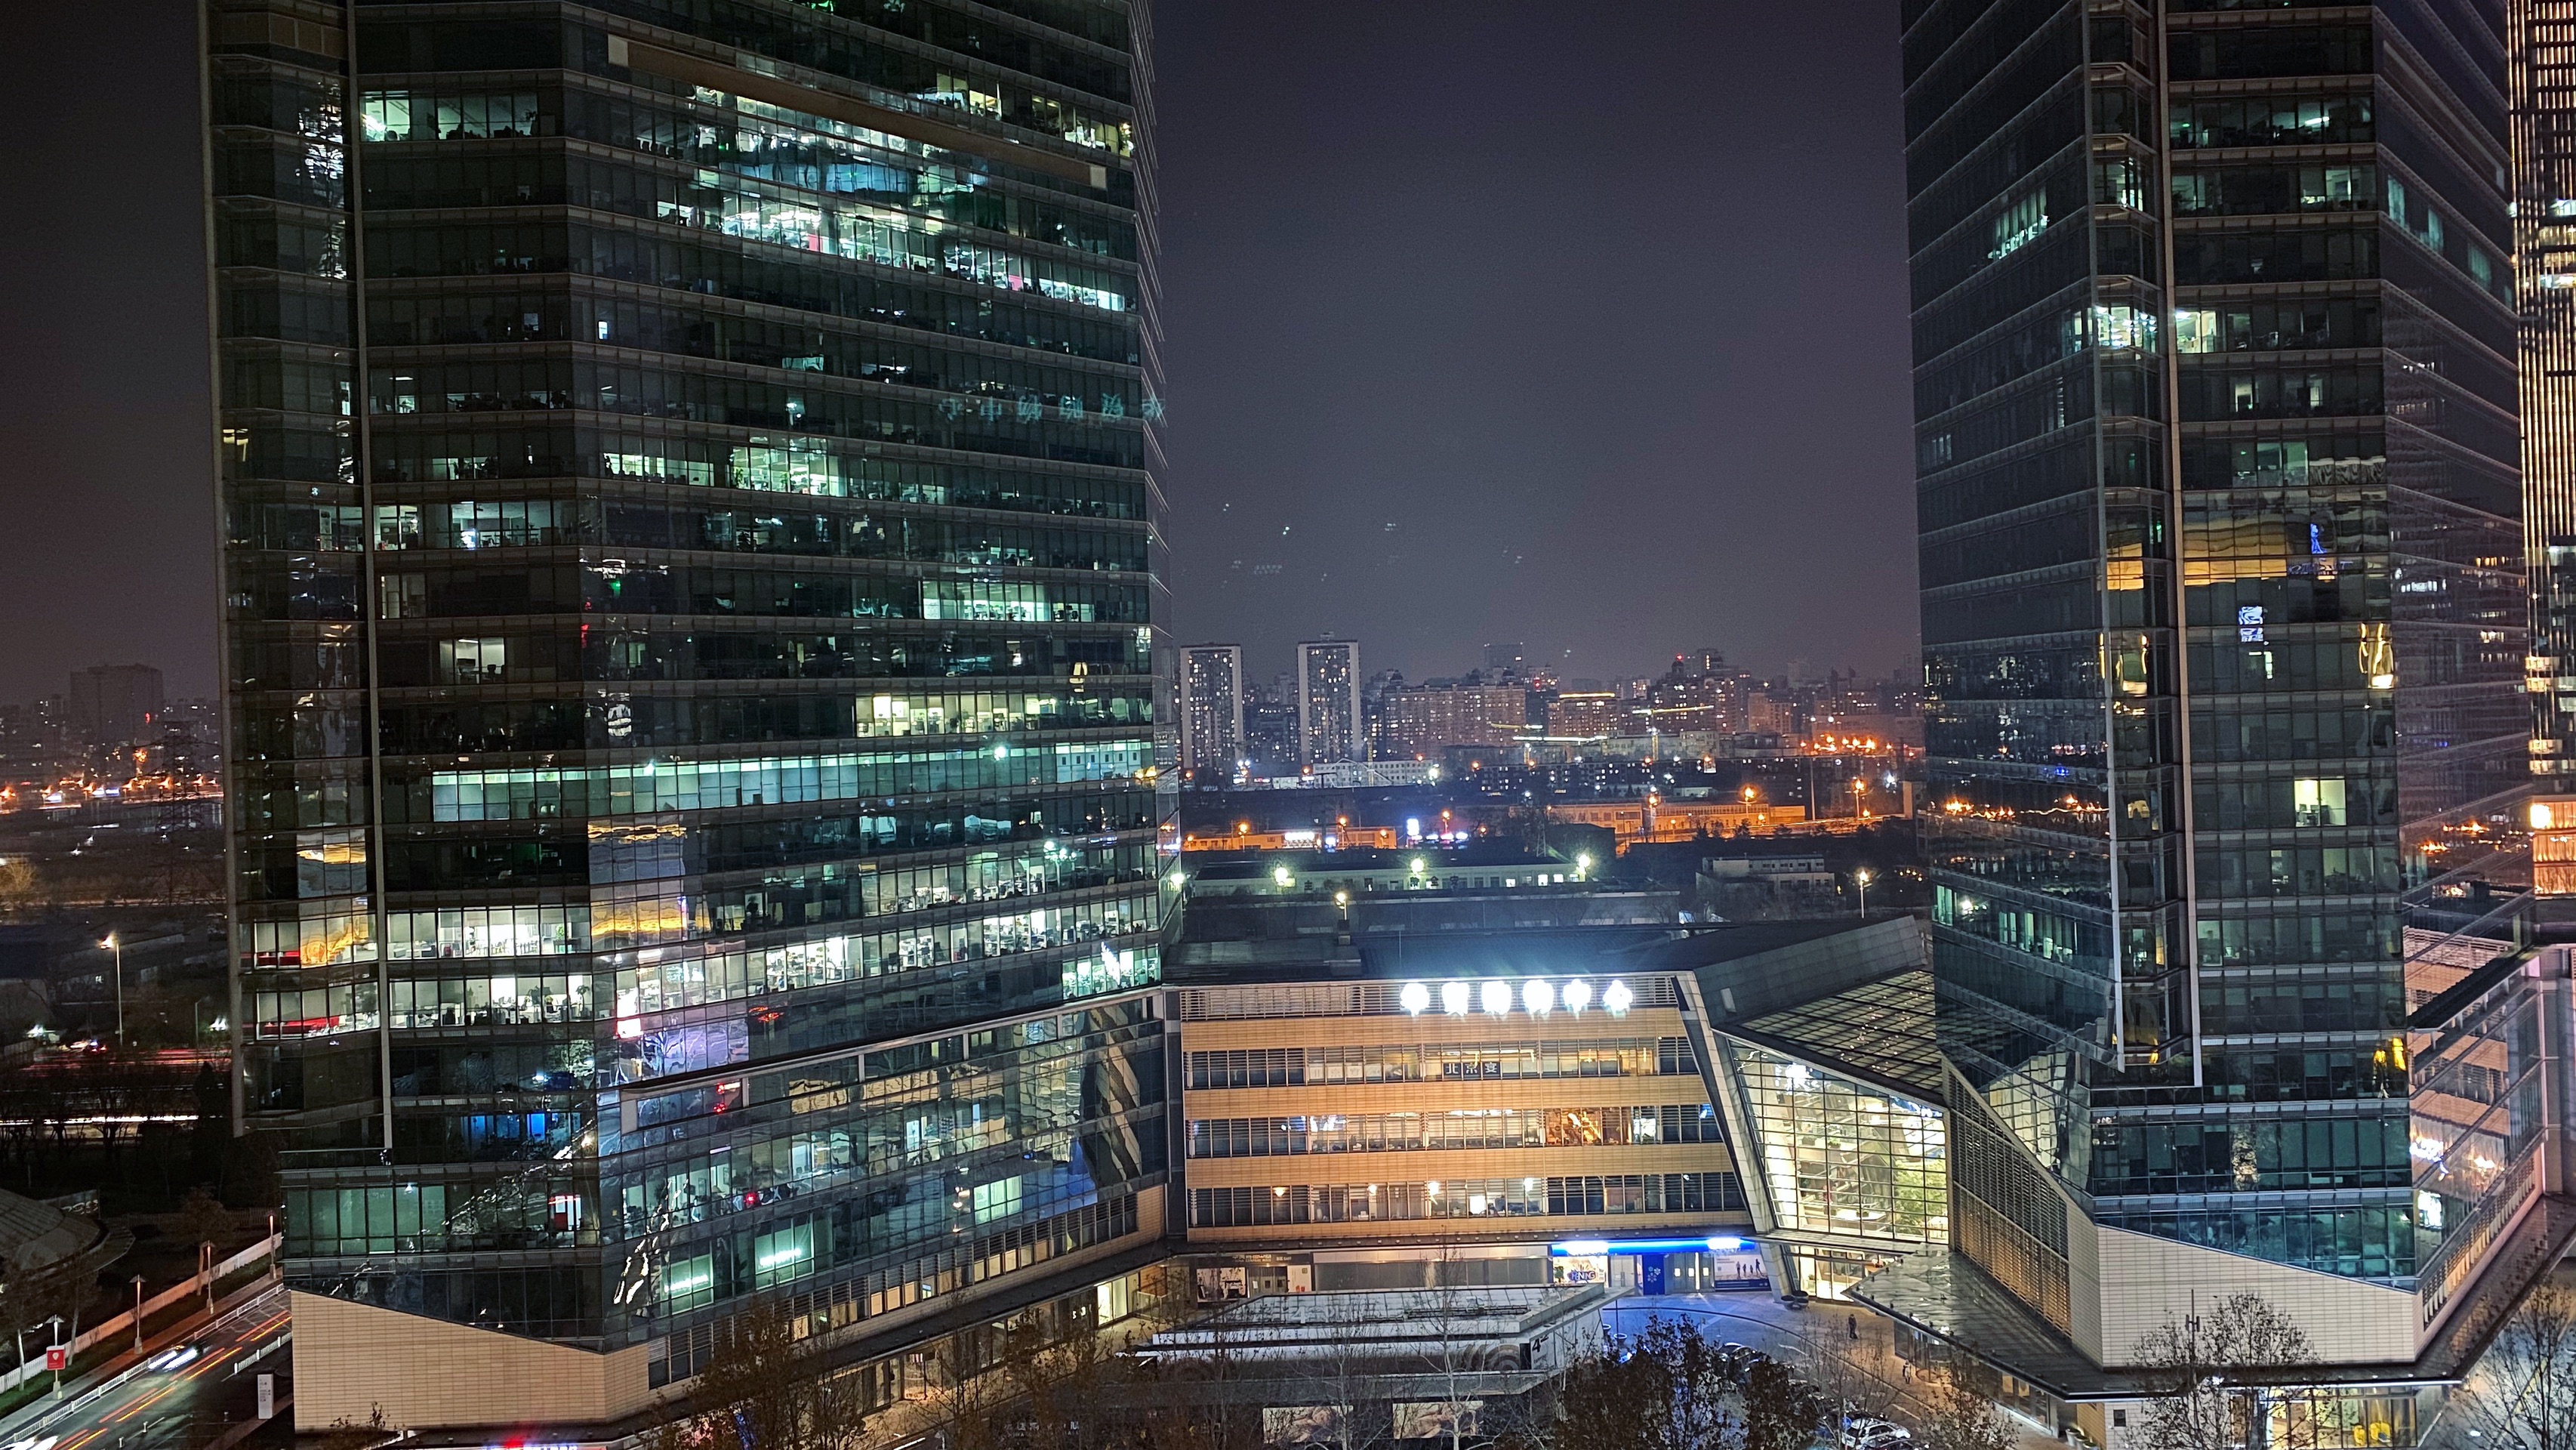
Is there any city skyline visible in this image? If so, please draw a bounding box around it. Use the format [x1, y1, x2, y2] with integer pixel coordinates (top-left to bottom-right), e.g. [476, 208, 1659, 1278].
[0, 2, 1918, 700]
[6, 0, 2571, 1445]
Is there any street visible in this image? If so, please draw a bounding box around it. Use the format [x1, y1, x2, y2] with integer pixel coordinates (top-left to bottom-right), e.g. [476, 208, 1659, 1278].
[0, 1288, 288, 1450]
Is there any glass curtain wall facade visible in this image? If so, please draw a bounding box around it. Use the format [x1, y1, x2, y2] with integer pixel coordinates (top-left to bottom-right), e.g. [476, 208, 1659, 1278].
[2517, 0, 2576, 771]
[205, 0, 1169, 1391]
[1721, 1044, 1947, 1254]
[1907, 0, 2520, 1325]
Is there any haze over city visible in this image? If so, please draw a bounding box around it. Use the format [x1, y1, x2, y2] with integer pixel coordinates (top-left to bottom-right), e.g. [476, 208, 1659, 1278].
[0, 2, 1917, 696]
[0, 2, 2568, 1449]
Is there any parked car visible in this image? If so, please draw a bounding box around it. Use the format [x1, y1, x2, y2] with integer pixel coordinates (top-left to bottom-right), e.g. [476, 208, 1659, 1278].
[1840, 1417, 1912, 1450]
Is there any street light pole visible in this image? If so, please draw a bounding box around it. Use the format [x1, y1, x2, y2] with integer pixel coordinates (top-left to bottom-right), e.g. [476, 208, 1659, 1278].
[1856, 869, 1872, 920]
[100, 934, 124, 1048]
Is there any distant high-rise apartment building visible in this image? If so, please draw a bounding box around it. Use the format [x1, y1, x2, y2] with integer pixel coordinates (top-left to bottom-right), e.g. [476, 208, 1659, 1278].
[68, 665, 163, 746]
[1296, 640, 1363, 765]
[1240, 674, 1301, 776]
[1546, 690, 1625, 739]
[1180, 644, 1246, 777]
[1742, 692, 1795, 737]
[1377, 681, 1528, 757]
[1643, 659, 1731, 736]
[1902, 0, 2541, 1379]
[205, 0, 1166, 1432]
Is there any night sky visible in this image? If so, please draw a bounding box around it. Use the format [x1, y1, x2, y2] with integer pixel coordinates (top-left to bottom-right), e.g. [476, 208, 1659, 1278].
[0, 0, 1915, 703]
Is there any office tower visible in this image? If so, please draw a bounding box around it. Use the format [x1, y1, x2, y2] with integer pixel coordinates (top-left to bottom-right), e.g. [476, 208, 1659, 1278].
[205, 0, 1166, 1430]
[2521, 0, 2576, 776]
[1296, 639, 1363, 765]
[1905, 0, 2537, 1375]
[1179, 644, 1245, 778]
[68, 665, 164, 747]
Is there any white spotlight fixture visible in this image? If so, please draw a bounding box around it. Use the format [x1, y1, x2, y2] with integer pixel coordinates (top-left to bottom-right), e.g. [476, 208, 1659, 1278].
[1523, 980, 1555, 1017]
[1604, 980, 1634, 1017]
[1441, 981, 1472, 1017]
[1561, 980, 1593, 1016]
[1481, 980, 1513, 1017]
[1400, 981, 1431, 1016]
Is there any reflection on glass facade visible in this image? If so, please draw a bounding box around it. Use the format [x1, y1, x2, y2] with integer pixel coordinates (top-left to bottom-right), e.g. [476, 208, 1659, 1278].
[2517, 0, 2576, 773]
[1727, 1043, 1947, 1248]
[1906, 0, 2520, 1307]
[2408, 940, 2554, 1328]
[206, 0, 1167, 1385]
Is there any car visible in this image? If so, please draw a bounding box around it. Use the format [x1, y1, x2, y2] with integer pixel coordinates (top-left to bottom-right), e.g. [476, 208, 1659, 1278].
[1839, 1418, 1911, 1450]
[144, 1347, 199, 1373]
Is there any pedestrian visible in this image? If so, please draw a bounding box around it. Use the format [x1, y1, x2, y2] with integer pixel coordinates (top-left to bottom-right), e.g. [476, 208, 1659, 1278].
[1848, 1313, 1859, 1340]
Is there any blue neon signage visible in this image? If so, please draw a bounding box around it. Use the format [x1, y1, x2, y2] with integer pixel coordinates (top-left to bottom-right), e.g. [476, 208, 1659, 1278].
[1548, 1235, 1750, 1256]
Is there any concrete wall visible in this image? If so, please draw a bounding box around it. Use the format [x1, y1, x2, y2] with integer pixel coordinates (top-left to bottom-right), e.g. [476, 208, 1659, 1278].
[2093, 1224, 2415, 1366]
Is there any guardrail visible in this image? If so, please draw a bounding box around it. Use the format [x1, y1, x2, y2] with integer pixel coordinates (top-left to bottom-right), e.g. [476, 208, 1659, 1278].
[0, 1232, 280, 1397]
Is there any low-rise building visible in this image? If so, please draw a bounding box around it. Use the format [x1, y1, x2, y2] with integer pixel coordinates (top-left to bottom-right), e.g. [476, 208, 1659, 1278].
[1698, 853, 1843, 921]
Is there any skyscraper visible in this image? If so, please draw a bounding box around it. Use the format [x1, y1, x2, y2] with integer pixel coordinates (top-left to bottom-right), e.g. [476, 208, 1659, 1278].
[67, 664, 165, 747]
[205, 0, 1167, 1430]
[1179, 643, 1244, 779]
[1295, 638, 1362, 766]
[1905, 0, 2537, 1371]
[2519, 0, 2576, 774]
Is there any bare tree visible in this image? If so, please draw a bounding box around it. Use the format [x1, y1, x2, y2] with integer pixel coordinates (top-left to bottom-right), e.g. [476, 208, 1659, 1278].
[2131, 1294, 2313, 1450]
[1794, 1325, 1900, 1439]
[1547, 1316, 1740, 1450]
[1416, 1247, 1486, 1450]
[2438, 1281, 2576, 1450]
[1911, 1369, 2013, 1450]
[642, 1302, 870, 1450]
[315, 1406, 402, 1450]
[0, 1269, 79, 1372]
[1301, 1291, 1380, 1450]
[1735, 1350, 1824, 1450]
[1540, 1316, 1823, 1450]
[172, 1186, 232, 1255]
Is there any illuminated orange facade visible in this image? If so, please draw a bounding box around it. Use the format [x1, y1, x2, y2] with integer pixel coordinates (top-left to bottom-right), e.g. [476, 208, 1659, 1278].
[1179, 825, 1404, 853]
[1546, 800, 1813, 847]
[2534, 797, 2576, 896]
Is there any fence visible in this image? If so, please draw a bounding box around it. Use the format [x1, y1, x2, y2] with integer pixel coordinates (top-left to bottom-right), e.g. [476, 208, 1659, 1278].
[0, 1232, 279, 1397]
